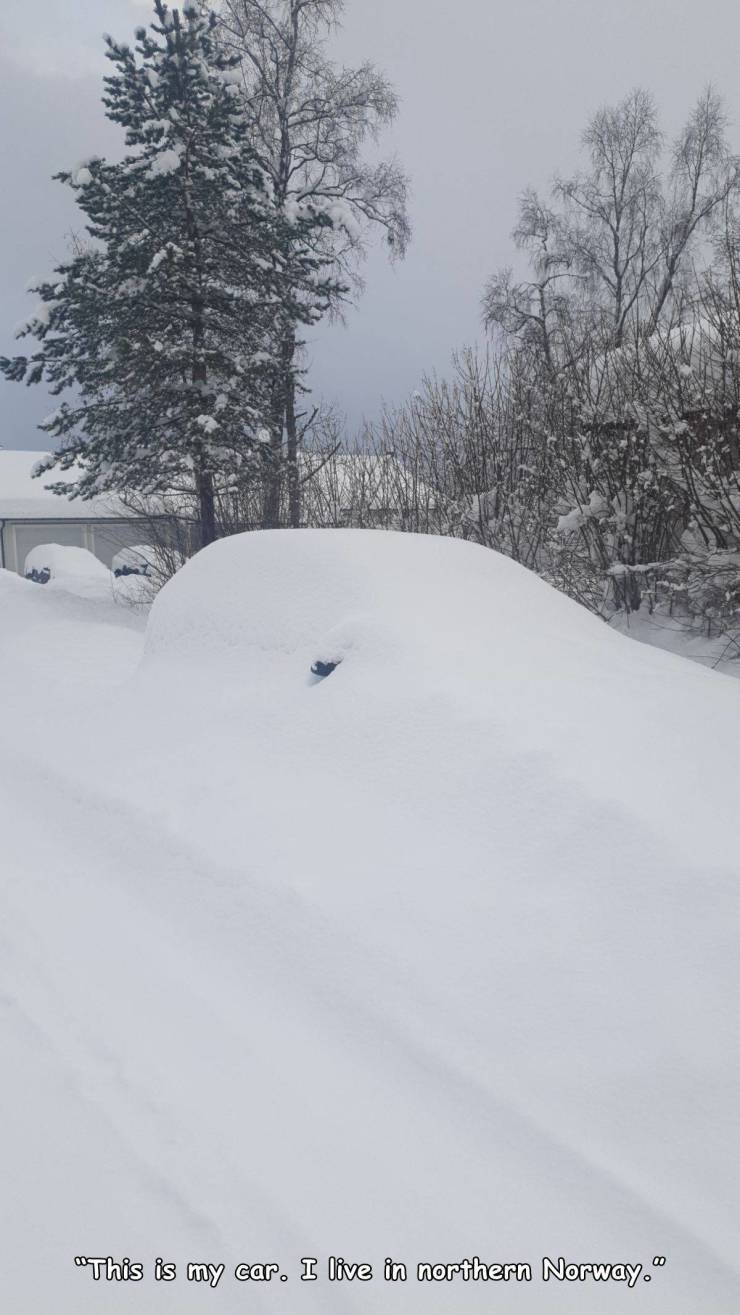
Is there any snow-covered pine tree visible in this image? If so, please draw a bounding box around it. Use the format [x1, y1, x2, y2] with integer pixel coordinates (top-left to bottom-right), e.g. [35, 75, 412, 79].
[1, 0, 337, 546]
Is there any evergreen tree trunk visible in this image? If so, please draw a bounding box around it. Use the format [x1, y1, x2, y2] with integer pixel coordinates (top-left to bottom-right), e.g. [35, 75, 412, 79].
[262, 442, 282, 528]
[286, 375, 299, 527]
[284, 328, 300, 528]
[197, 464, 217, 548]
[262, 383, 284, 529]
[262, 329, 300, 529]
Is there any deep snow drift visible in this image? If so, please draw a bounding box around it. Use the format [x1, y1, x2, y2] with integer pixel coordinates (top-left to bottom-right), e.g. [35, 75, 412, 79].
[1, 530, 739, 1315]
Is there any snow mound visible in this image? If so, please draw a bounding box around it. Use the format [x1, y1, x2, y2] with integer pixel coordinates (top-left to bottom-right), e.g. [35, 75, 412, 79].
[24, 543, 112, 597]
[111, 572, 158, 607]
[25, 542, 110, 579]
[112, 544, 156, 576]
[0, 565, 146, 692]
[145, 527, 605, 668]
[145, 530, 739, 869]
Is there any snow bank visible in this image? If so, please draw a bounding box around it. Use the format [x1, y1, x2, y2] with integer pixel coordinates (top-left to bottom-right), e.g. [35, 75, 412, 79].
[0, 565, 146, 692]
[1, 530, 739, 1315]
[611, 603, 740, 678]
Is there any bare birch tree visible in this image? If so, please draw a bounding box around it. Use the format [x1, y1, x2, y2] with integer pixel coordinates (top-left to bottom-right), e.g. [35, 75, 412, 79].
[218, 0, 410, 527]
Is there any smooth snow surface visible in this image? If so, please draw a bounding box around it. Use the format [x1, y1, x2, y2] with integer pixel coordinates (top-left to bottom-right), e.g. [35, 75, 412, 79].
[610, 604, 740, 680]
[1, 530, 739, 1315]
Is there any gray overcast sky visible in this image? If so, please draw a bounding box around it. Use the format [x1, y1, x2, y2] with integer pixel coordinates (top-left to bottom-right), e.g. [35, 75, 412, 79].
[2, 0, 740, 450]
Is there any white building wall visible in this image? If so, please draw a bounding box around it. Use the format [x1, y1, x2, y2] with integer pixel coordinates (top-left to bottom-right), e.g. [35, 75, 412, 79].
[11, 522, 88, 575]
[3, 524, 19, 573]
[2, 520, 156, 575]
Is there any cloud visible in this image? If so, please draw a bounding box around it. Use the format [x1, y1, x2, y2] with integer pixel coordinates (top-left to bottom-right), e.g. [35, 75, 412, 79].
[0, 49, 119, 448]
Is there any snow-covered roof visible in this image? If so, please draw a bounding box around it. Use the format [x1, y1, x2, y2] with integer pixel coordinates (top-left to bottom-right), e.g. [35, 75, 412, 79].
[0, 450, 129, 520]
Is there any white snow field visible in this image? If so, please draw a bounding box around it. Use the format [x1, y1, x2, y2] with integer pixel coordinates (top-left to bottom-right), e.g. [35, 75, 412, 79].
[1, 529, 739, 1315]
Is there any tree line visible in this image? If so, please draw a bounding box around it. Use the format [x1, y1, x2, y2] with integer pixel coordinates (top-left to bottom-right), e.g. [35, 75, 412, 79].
[337, 88, 740, 647]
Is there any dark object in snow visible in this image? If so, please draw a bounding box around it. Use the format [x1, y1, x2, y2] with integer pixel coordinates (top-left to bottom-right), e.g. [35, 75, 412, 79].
[114, 564, 148, 578]
[26, 567, 51, 585]
[311, 659, 340, 679]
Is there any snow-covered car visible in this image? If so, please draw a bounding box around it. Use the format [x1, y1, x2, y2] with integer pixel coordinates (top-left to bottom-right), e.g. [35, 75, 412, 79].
[23, 543, 112, 596]
[111, 545, 156, 578]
